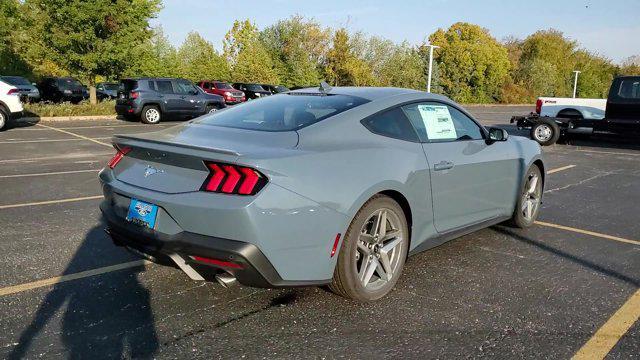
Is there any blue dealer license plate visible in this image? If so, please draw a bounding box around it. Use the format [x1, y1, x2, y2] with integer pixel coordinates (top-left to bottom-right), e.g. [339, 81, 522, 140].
[126, 198, 158, 229]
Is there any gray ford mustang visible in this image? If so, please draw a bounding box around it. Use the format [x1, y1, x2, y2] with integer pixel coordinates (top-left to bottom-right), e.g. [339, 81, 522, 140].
[99, 86, 545, 301]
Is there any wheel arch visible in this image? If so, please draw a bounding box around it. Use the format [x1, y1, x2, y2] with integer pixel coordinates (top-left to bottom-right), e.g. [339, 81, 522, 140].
[557, 108, 584, 119]
[532, 159, 545, 190]
[378, 189, 413, 248]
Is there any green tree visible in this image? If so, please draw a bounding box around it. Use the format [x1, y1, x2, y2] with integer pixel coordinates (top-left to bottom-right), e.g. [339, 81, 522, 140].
[259, 16, 329, 87]
[177, 32, 229, 81]
[324, 28, 375, 86]
[224, 20, 278, 83]
[428, 22, 511, 103]
[0, 0, 31, 76]
[124, 26, 181, 78]
[620, 55, 640, 76]
[22, 0, 161, 103]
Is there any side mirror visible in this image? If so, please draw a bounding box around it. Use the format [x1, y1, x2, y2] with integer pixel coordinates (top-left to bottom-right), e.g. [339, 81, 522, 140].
[487, 127, 509, 142]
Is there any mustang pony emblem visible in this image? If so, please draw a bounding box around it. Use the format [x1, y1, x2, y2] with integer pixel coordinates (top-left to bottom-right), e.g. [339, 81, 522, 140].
[144, 165, 165, 178]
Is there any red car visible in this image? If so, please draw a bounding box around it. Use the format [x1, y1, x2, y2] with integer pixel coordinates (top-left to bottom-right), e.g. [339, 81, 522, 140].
[198, 81, 246, 105]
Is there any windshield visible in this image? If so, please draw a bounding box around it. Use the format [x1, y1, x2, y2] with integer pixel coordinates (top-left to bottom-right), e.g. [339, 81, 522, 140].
[57, 78, 83, 89]
[276, 86, 289, 92]
[246, 84, 266, 92]
[1, 76, 31, 86]
[215, 82, 234, 90]
[196, 93, 369, 131]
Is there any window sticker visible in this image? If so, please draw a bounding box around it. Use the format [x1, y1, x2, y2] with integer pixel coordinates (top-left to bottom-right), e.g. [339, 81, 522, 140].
[417, 105, 457, 140]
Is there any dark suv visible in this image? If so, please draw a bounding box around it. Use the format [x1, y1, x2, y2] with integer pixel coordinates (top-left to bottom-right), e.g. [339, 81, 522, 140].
[232, 83, 271, 100]
[37, 77, 87, 103]
[198, 80, 245, 105]
[115, 78, 225, 124]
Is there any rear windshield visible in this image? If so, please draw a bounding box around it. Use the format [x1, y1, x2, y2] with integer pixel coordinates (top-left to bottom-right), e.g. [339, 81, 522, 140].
[57, 78, 83, 89]
[119, 80, 138, 92]
[1, 76, 30, 86]
[103, 83, 119, 91]
[197, 93, 369, 131]
[615, 78, 640, 99]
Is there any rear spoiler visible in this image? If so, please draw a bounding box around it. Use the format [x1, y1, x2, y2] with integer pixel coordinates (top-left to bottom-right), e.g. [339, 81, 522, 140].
[112, 134, 242, 157]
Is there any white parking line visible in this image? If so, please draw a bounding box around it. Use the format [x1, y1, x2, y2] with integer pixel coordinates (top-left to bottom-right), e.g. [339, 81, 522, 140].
[576, 149, 640, 157]
[0, 152, 113, 164]
[0, 169, 100, 179]
[547, 165, 576, 174]
[0, 260, 150, 297]
[11, 123, 173, 131]
[535, 221, 640, 246]
[0, 195, 103, 210]
[36, 123, 112, 147]
[0, 137, 111, 144]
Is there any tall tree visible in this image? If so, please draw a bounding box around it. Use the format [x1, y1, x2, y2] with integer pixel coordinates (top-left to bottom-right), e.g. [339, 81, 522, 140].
[428, 22, 511, 103]
[23, 0, 161, 103]
[124, 26, 180, 78]
[178, 32, 230, 81]
[224, 20, 278, 83]
[324, 28, 375, 86]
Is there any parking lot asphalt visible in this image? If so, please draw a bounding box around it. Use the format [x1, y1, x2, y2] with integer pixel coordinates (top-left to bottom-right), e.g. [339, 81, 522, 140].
[0, 108, 638, 359]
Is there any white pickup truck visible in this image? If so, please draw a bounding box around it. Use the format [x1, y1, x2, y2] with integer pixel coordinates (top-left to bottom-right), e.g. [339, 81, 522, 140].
[536, 97, 607, 121]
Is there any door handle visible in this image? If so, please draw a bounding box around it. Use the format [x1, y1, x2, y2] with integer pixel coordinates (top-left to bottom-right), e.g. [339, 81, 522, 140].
[434, 161, 454, 171]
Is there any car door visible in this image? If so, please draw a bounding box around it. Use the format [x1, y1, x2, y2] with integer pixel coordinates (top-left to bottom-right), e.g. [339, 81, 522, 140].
[604, 77, 640, 133]
[402, 102, 520, 233]
[174, 79, 203, 114]
[154, 80, 182, 114]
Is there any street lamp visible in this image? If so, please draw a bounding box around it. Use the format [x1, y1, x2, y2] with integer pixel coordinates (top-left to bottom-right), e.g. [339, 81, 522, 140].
[425, 44, 439, 93]
[572, 70, 581, 98]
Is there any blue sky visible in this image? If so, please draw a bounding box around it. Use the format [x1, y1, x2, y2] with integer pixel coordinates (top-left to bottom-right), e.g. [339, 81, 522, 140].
[154, 0, 640, 63]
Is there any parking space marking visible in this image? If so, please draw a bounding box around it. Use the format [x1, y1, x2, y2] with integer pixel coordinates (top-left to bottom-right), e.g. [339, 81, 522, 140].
[573, 288, 640, 360]
[575, 149, 640, 157]
[0, 169, 100, 179]
[535, 221, 640, 246]
[0, 137, 111, 144]
[0, 195, 103, 210]
[0, 260, 150, 297]
[11, 123, 172, 131]
[547, 165, 576, 174]
[36, 123, 112, 147]
[0, 152, 112, 164]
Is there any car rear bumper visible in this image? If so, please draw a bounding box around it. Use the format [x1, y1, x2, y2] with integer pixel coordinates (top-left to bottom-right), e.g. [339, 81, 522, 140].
[115, 103, 142, 116]
[101, 201, 327, 287]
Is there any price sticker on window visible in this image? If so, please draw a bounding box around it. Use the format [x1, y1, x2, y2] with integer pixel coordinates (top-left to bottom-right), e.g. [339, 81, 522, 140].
[417, 105, 457, 140]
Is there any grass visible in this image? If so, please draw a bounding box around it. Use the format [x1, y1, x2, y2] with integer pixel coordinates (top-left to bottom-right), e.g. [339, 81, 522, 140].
[23, 100, 116, 118]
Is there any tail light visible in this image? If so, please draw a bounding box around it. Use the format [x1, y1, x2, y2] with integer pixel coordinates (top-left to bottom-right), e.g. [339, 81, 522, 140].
[535, 98, 542, 114]
[108, 146, 131, 169]
[130, 91, 139, 99]
[7, 88, 19, 95]
[201, 161, 267, 195]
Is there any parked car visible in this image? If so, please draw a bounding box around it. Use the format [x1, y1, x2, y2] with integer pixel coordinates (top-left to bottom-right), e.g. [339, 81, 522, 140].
[512, 76, 640, 145]
[100, 86, 545, 301]
[37, 77, 86, 103]
[198, 80, 245, 104]
[0, 76, 40, 102]
[0, 79, 24, 130]
[232, 83, 271, 100]
[115, 78, 226, 124]
[261, 84, 289, 94]
[97, 82, 119, 101]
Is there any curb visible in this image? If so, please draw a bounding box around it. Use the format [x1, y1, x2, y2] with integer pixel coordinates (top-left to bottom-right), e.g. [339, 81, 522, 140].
[21, 115, 118, 122]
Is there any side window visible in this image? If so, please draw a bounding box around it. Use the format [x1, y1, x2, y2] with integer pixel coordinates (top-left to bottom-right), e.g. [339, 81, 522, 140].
[362, 107, 419, 142]
[202, 82, 211, 90]
[148, 81, 156, 91]
[156, 80, 173, 94]
[174, 79, 195, 95]
[402, 103, 483, 142]
[617, 79, 640, 99]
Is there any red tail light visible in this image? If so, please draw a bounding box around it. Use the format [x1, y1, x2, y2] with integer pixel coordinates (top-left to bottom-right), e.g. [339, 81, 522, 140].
[130, 91, 139, 99]
[191, 256, 244, 269]
[535, 98, 542, 114]
[7, 88, 19, 95]
[202, 161, 267, 195]
[108, 146, 131, 169]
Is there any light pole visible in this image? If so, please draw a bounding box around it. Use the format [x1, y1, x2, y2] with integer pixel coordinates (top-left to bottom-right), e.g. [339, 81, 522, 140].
[572, 70, 581, 98]
[425, 44, 439, 93]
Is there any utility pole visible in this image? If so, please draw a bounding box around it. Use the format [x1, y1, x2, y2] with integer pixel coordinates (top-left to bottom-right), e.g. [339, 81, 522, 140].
[572, 70, 581, 98]
[426, 44, 439, 93]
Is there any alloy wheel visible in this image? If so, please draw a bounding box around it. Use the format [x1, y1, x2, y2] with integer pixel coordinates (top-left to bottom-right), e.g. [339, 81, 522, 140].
[146, 108, 160, 123]
[355, 208, 404, 290]
[534, 124, 552, 142]
[521, 172, 542, 221]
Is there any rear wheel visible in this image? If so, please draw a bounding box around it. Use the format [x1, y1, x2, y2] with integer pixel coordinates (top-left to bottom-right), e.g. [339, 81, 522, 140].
[531, 119, 560, 146]
[141, 105, 161, 124]
[205, 104, 221, 114]
[509, 166, 543, 228]
[329, 195, 409, 301]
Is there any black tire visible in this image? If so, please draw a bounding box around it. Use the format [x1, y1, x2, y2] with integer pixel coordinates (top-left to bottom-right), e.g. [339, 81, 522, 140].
[141, 105, 161, 124]
[329, 195, 409, 301]
[205, 104, 222, 114]
[0, 107, 7, 131]
[508, 166, 543, 228]
[530, 119, 560, 146]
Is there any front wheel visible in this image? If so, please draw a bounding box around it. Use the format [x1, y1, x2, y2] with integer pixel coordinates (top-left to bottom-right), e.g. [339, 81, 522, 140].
[141, 105, 161, 124]
[509, 166, 543, 228]
[0, 108, 7, 130]
[530, 120, 560, 146]
[329, 195, 409, 301]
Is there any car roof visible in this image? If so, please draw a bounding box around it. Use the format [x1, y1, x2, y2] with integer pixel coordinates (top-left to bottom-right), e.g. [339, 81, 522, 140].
[289, 86, 435, 101]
